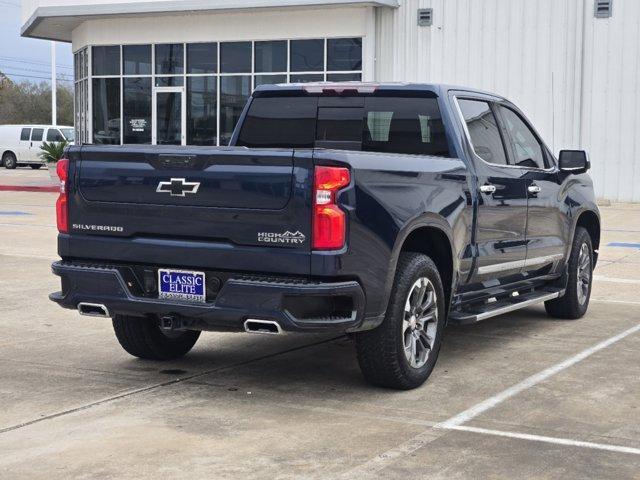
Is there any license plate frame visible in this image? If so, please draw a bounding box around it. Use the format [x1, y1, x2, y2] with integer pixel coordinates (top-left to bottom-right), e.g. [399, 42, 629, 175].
[158, 268, 206, 303]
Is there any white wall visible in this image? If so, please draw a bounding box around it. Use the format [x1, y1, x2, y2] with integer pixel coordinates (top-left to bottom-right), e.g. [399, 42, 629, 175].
[376, 0, 640, 202]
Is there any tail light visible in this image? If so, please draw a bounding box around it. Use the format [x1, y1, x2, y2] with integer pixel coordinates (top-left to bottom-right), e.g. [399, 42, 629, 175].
[312, 166, 350, 250]
[56, 158, 69, 233]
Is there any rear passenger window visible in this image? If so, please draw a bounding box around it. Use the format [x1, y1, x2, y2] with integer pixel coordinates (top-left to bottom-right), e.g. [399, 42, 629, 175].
[363, 97, 450, 156]
[497, 106, 546, 169]
[237, 97, 318, 148]
[20, 128, 31, 141]
[457, 99, 508, 165]
[46, 129, 64, 142]
[31, 128, 44, 141]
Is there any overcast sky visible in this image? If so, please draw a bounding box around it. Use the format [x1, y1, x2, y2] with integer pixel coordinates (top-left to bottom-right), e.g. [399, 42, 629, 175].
[0, 0, 74, 85]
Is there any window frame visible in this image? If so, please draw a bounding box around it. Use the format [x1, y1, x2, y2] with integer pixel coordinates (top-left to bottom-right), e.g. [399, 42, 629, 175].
[453, 94, 555, 171]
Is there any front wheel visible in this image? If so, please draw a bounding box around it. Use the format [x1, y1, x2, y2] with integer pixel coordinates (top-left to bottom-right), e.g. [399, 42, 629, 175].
[355, 252, 446, 389]
[112, 315, 201, 360]
[545, 226, 593, 319]
[3, 152, 17, 169]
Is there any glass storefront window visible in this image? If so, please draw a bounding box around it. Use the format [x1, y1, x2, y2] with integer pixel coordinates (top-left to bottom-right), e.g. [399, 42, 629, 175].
[92, 78, 121, 144]
[220, 76, 250, 145]
[155, 44, 184, 75]
[155, 77, 184, 87]
[92, 45, 120, 76]
[290, 39, 324, 72]
[83, 38, 362, 146]
[255, 74, 287, 87]
[220, 42, 251, 73]
[327, 38, 362, 71]
[123, 45, 151, 75]
[187, 43, 217, 74]
[187, 76, 217, 145]
[254, 41, 287, 73]
[289, 73, 324, 83]
[123, 77, 152, 144]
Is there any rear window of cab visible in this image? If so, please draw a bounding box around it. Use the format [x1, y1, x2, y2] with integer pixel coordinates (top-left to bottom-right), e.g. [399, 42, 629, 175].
[236, 95, 451, 157]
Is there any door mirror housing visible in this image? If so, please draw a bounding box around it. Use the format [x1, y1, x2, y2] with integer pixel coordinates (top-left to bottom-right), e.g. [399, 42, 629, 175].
[558, 150, 589, 174]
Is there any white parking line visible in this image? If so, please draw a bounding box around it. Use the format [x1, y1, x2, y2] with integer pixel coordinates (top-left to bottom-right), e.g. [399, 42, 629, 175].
[447, 425, 640, 455]
[438, 323, 640, 428]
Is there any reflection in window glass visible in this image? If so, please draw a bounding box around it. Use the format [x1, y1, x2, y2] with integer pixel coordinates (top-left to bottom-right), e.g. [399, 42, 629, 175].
[92, 78, 120, 144]
[363, 97, 449, 156]
[187, 76, 217, 145]
[155, 76, 184, 87]
[156, 91, 182, 145]
[123, 77, 152, 144]
[289, 73, 324, 83]
[254, 74, 287, 87]
[255, 41, 287, 73]
[220, 76, 250, 145]
[187, 43, 217, 74]
[457, 99, 507, 165]
[327, 38, 362, 71]
[155, 44, 184, 75]
[92, 45, 120, 76]
[123, 45, 151, 75]
[290, 39, 324, 72]
[327, 73, 362, 82]
[498, 106, 545, 169]
[220, 42, 251, 73]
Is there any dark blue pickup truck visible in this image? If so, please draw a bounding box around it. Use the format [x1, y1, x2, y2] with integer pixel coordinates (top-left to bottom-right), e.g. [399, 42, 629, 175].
[50, 83, 600, 389]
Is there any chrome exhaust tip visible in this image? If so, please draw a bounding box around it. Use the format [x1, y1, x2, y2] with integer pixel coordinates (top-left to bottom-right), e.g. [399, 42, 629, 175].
[77, 302, 111, 318]
[244, 319, 282, 335]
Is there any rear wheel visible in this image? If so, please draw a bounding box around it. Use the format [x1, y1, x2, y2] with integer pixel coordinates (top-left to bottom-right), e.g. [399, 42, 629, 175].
[112, 315, 201, 360]
[3, 152, 17, 169]
[30, 164, 42, 169]
[545, 226, 593, 319]
[355, 252, 446, 389]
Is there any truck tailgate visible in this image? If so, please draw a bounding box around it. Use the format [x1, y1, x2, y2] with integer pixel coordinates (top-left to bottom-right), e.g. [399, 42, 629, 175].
[65, 145, 313, 274]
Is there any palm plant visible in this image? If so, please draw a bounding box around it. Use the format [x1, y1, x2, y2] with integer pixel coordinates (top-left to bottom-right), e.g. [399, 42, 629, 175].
[40, 140, 69, 164]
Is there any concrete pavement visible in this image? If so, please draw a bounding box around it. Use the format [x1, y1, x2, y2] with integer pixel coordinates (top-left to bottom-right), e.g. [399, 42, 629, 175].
[0, 168, 639, 479]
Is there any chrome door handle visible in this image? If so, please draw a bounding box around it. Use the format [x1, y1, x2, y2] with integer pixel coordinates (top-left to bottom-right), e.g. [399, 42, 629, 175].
[528, 184, 542, 194]
[480, 184, 496, 194]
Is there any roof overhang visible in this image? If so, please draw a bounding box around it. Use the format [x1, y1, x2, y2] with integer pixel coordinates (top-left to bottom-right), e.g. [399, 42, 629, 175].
[22, 0, 399, 42]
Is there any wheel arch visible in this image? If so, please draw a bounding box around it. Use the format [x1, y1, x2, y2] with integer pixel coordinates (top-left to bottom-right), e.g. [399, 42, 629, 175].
[384, 215, 457, 316]
[575, 209, 601, 265]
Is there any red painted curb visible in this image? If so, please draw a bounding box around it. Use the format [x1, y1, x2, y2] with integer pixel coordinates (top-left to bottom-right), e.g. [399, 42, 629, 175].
[0, 185, 59, 193]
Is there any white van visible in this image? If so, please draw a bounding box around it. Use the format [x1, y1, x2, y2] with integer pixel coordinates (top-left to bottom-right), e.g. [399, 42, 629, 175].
[0, 125, 74, 169]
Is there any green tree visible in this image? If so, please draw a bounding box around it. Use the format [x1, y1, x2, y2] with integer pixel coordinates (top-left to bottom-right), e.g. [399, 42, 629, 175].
[0, 73, 74, 125]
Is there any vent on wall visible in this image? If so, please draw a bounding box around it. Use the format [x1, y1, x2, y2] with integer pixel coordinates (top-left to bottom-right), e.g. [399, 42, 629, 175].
[417, 8, 433, 27]
[594, 0, 613, 18]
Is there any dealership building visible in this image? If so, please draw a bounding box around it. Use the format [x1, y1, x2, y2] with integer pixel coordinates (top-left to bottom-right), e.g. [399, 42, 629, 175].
[21, 0, 640, 202]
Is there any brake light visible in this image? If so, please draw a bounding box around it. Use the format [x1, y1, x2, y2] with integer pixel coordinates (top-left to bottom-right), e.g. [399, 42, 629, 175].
[312, 166, 350, 250]
[56, 158, 69, 233]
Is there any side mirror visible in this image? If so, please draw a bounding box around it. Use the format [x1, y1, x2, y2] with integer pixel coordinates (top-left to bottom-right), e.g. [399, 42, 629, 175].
[559, 150, 589, 174]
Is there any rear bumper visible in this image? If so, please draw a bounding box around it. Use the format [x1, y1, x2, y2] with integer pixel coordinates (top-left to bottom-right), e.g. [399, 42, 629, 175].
[50, 261, 366, 333]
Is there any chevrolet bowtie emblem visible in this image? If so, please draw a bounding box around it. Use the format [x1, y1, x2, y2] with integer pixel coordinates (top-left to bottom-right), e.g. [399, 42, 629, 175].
[156, 178, 201, 197]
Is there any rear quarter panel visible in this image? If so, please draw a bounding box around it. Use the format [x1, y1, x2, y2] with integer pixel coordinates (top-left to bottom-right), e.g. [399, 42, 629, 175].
[311, 149, 473, 319]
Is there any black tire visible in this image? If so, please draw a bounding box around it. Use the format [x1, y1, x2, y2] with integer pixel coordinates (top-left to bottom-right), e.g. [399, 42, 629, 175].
[355, 252, 446, 390]
[112, 315, 201, 360]
[30, 164, 43, 169]
[3, 152, 17, 169]
[545, 226, 593, 319]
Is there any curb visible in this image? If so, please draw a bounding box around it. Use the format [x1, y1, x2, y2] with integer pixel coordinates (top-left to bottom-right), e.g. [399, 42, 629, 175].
[0, 185, 59, 193]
